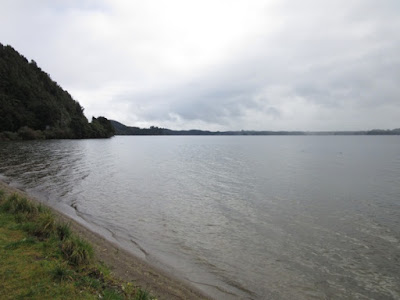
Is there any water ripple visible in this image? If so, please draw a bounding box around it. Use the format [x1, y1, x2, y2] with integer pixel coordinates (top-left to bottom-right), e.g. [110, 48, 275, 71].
[0, 136, 399, 299]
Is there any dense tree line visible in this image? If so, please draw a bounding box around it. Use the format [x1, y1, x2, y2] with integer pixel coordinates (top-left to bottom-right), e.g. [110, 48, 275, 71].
[111, 120, 400, 136]
[0, 43, 114, 140]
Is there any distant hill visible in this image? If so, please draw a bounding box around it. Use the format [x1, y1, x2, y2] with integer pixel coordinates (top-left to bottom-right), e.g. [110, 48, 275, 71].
[111, 120, 400, 136]
[110, 120, 216, 135]
[0, 43, 114, 140]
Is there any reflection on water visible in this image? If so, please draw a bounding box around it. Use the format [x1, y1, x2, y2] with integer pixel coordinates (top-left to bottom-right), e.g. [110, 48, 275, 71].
[0, 136, 399, 299]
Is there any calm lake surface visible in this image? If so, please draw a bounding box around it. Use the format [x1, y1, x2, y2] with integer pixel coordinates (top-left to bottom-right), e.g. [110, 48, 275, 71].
[0, 136, 399, 299]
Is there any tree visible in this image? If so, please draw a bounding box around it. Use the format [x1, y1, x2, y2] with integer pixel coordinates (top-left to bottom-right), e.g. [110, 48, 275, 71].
[0, 42, 114, 139]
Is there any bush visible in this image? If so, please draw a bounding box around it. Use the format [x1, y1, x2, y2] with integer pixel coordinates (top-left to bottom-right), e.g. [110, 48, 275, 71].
[0, 131, 20, 141]
[17, 126, 45, 140]
[44, 127, 73, 139]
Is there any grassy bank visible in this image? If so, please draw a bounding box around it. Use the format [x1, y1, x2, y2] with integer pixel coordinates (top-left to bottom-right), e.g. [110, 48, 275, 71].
[0, 190, 154, 300]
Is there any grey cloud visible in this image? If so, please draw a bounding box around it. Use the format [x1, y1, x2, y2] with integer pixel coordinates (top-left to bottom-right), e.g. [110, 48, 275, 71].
[1, 0, 399, 130]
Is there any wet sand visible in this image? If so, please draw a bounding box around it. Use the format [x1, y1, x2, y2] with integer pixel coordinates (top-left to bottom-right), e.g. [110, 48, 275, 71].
[0, 180, 210, 300]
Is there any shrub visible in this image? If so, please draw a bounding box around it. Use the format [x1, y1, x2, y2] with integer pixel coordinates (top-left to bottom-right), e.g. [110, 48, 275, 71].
[0, 131, 20, 141]
[17, 126, 45, 140]
[44, 127, 73, 139]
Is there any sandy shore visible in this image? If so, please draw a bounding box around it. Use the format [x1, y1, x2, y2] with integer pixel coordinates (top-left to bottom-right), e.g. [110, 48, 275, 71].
[0, 180, 210, 300]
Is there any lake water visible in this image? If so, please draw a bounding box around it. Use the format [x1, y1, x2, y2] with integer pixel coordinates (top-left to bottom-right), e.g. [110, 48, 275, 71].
[0, 136, 399, 299]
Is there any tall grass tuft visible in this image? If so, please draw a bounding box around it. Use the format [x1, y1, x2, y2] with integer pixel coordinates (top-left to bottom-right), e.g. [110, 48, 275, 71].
[0, 194, 37, 216]
[103, 288, 124, 300]
[37, 203, 51, 214]
[134, 288, 151, 300]
[57, 222, 72, 241]
[52, 263, 74, 283]
[31, 210, 56, 238]
[61, 236, 94, 266]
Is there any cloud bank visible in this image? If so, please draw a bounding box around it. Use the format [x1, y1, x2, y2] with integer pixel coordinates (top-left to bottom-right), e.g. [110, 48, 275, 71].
[1, 0, 399, 130]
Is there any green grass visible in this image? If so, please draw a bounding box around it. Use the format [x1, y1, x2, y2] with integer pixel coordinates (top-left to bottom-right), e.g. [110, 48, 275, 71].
[1, 193, 38, 215]
[57, 222, 72, 241]
[0, 191, 155, 300]
[61, 235, 94, 266]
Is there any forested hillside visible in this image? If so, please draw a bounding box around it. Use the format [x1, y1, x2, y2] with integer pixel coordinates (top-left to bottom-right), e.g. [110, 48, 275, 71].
[0, 43, 114, 140]
[111, 120, 400, 136]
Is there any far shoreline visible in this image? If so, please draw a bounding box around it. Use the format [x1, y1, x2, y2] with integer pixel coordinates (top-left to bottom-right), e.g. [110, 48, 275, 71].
[0, 180, 210, 300]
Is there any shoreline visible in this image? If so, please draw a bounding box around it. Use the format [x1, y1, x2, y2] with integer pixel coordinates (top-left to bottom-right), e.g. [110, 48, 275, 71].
[0, 180, 210, 300]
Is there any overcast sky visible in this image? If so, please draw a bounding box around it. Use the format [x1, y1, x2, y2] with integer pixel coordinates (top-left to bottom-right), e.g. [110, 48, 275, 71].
[1, 0, 399, 131]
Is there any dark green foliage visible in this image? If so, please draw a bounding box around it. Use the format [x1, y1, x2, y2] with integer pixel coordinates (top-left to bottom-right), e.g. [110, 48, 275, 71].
[110, 120, 170, 136]
[90, 117, 115, 138]
[18, 126, 45, 140]
[0, 43, 114, 139]
[0, 131, 20, 140]
[111, 119, 400, 136]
